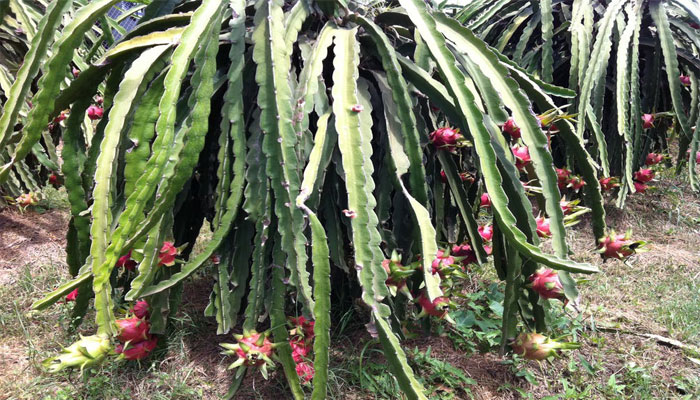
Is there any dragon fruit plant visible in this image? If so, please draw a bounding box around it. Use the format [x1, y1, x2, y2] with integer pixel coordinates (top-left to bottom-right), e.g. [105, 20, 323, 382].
[598, 231, 647, 261]
[510, 332, 580, 361]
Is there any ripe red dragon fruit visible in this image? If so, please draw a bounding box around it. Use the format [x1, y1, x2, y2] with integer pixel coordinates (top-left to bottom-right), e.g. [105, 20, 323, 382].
[535, 217, 551, 238]
[680, 75, 691, 87]
[48, 173, 60, 187]
[599, 177, 619, 192]
[556, 168, 571, 189]
[72, 67, 80, 78]
[429, 127, 462, 150]
[289, 316, 315, 339]
[478, 224, 493, 241]
[597, 231, 646, 260]
[645, 152, 663, 166]
[452, 243, 477, 266]
[416, 291, 450, 319]
[117, 250, 137, 271]
[440, 170, 474, 184]
[131, 300, 149, 319]
[527, 268, 564, 301]
[642, 114, 655, 129]
[431, 249, 455, 276]
[480, 193, 491, 209]
[221, 330, 277, 376]
[381, 251, 415, 292]
[52, 110, 68, 124]
[116, 335, 158, 360]
[512, 145, 531, 170]
[87, 105, 103, 120]
[502, 117, 521, 139]
[633, 168, 654, 183]
[691, 22, 700, 29]
[116, 317, 150, 343]
[633, 181, 648, 193]
[511, 332, 580, 360]
[289, 336, 310, 363]
[158, 242, 178, 266]
[568, 175, 585, 190]
[65, 288, 78, 302]
[296, 361, 315, 384]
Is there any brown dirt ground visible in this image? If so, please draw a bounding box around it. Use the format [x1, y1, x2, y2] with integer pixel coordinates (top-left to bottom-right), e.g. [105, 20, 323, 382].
[0, 174, 699, 399]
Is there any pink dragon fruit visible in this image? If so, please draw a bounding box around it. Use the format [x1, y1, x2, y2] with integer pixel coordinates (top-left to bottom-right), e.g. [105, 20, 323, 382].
[431, 249, 455, 276]
[480, 193, 491, 209]
[527, 268, 564, 300]
[48, 173, 60, 187]
[502, 117, 521, 139]
[117, 250, 137, 271]
[222, 331, 276, 370]
[634, 168, 654, 183]
[645, 153, 663, 166]
[72, 67, 80, 78]
[289, 316, 315, 340]
[429, 127, 462, 150]
[116, 336, 158, 360]
[642, 114, 655, 129]
[633, 181, 648, 193]
[289, 336, 310, 363]
[556, 168, 571, 189]
[478, 225, 493, 241]
[512, 145, 531, 170]
[296, 362, 315, 384]
[599, 177, 620, 192]
[440, 170, 474, 184]
[452, 243, 477, 266]
[597, 231, 646, 260]
[568, 175, 585, 190]
[158, 242, 178, 266]
[116, 317, 150, 343]
[511, 332, 580, 360]
[131, 300, 149, 319]
[680, 75, 691, 87]
[65, 288, 78, 302]
[87, 105, 103, 120]
[535, 217, 551, 238]
[416, 291, 450, 319]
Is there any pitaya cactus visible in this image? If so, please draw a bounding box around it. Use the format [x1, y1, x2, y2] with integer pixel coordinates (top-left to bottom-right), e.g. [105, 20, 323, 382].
[512, 145, 531, 170]
[633, 168, 654, 183]
[680, 75, 691, 87]
[116, 336, 158, 360]
[502, 117, 521, 139]
[597, 231, 647, 260]
[429, 126, 462, 150]
[416, 291, 451, 319]
[116, 250, 137, 271]
[642, 114, 655, 129]
[158, 242, 178, 266]
[480, 193, 491, 209]
[645, 152, 663, 166]
[221, 330, 277, 378]
[116, 317, 150, 343]
[87, 105, 103, 120]
[478, 224, 493, 241]
[535, 217, 551, 238]
[527, 268, 564, 301]
[131, 300, 149, 319]
[43, 334, 111, 373]
[599, 177, 620, 192]
[295, 361, 315, 384]
[510, 332, 580, 360]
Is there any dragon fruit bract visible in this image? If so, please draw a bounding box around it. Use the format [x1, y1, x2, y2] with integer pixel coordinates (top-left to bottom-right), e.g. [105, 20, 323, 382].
[222, 330, 277, 375]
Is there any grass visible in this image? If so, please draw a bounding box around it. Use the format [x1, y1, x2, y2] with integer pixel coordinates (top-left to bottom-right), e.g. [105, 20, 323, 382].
[1, 177, 700, 399]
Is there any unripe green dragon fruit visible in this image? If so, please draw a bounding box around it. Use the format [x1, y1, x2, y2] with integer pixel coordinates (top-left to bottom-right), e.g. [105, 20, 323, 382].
[43, 334, 111, 373]
[510, 332, 580, 360]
